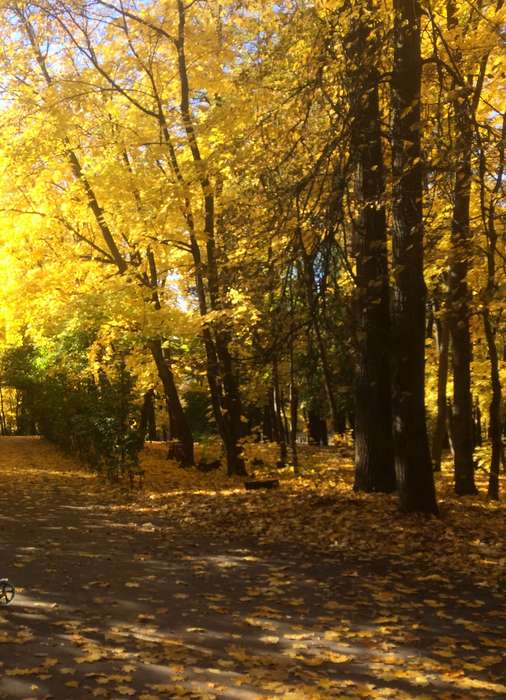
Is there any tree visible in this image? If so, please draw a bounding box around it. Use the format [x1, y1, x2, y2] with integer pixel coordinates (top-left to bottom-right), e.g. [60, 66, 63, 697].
[343, 1, 396, 493]
[445, 0, 479, 495]
[479, 111, 505, 500]
[51, 0, 247, 474]
[390, 0, 438, 513]
[2, 4, 196, 467]
[0, 0, 503, 500]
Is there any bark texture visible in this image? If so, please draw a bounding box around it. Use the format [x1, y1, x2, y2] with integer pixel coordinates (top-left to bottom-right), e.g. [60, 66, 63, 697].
[391, 0, 438, 513]
[345, 7, 396, 493]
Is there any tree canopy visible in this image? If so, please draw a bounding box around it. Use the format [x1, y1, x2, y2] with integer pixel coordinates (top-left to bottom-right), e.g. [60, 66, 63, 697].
[0, 0, 504, 508]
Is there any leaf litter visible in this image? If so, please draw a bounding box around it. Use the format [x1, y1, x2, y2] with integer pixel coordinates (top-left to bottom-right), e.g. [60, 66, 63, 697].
[0, 436, 504, 699]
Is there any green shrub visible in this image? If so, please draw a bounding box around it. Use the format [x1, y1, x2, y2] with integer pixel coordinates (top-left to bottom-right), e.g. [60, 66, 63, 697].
[1, 337, 143, 482]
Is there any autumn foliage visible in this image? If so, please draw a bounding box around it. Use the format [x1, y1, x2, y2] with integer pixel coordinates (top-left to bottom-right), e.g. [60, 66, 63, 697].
[0, 1, 503, 506]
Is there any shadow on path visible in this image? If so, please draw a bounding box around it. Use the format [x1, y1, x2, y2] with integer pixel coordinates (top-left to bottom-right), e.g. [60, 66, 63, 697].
[0, 437, 505, 699]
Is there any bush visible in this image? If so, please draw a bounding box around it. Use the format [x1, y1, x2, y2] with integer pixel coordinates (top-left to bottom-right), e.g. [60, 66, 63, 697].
[1, 338, 144, 482]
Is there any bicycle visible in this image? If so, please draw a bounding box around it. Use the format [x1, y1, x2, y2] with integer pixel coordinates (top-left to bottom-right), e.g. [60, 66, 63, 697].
[0, 579, 15, 605]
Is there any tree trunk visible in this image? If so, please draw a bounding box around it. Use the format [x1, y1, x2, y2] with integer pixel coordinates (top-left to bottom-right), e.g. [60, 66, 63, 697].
[289, 382, 299, 469]
[473, 401, 482, 448]
[483, 311, 502, 500]
[432, 312, 450, 471]
[0, 387, 7, 435]
[214, 332, 247, 476]
[307, 406, 323, 445]
[479, 103, 505, 499]
[390, 0, 438, 513]
[148, 339, 194, 467]
[288, 330, 299, 468]
[445, 0, 478, 495]
[175, 0, 246, 477]
[139, 389, 157, 442]
[447, 135, 477, 493]
[299, 253, 340, 432]
[272, 362, 287, 467]
[335, 411, 346, 436]
[344, 6, 396, 493]
[263, 399, 274, 441]
[320, 418, 328, 447]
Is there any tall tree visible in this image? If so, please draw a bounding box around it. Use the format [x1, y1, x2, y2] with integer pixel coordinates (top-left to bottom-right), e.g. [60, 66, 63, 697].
[15, 0, 248, 474]
[344, 2, 396, 493]
[445, 0, 478, 494]
[431, 305, 450, 472]
[173, 0, 246, 474]
[390, 0, 438, 513]
[12, 4, 196, 466]
[480, 111, 506, 500]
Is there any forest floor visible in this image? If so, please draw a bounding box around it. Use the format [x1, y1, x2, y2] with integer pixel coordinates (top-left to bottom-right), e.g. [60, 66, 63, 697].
[0, 437, 505, 700]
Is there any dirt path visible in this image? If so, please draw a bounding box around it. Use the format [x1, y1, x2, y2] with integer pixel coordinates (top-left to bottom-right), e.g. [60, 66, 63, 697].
[0, 437, 505, 699]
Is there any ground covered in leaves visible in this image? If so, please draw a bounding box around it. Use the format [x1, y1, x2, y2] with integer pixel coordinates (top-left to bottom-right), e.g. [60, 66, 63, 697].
[0, 437, 505, 699]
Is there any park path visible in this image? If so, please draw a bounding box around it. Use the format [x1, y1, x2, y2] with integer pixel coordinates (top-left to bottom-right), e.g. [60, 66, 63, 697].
[0, 436, 505, 699]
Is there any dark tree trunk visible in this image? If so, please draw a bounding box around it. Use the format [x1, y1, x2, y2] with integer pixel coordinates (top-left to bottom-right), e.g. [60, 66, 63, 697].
[175, 0, 246, 477]
[289, 382, 299, 469]
[483, 311, 502, 500]
[473, 401, 482, 447]
[446, 0, 478, 495]
[344, 7, 396, 493]
[0, 387, 6, 435]
[320, 419, 328, 447]
[348, 411, 355, 437]
[481, 108, 505, 499]
[298, 253, 340, 432]
[432, 311, 450, 471]
[214, 333, 247, 476]
[262, 399, 274, 441]
[307, 406, 323, 445]
[272, 362, 287, 467]
[289, 327, 299, 469]
[448, 150, 477, 493]
[479, 110, 506, 499]
[139, 389, 157, 442]
[304, 328, 328, 447]
[148, 339, 194, 467]
[390, 0, 438, 513]
[335, 411, 346, 436]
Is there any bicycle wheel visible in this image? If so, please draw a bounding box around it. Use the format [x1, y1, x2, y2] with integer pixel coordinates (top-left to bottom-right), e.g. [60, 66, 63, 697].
[0, 579, 15, 605]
